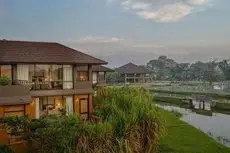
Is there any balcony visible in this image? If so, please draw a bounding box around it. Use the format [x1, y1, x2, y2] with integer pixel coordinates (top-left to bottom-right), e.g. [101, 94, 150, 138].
[97, 80, 106, 87]
[2, 80, 72, 90]
[1, 78, 95, 91]
[74, 81, 92, 89]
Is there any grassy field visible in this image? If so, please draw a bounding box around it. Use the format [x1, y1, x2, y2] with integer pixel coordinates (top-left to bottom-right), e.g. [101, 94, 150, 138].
[150, 89, 230, 99]
[158, 110, 230, 153]
[154, 96, 187, 106]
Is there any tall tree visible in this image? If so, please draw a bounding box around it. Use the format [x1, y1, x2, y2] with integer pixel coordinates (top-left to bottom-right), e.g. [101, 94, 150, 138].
[219, 59, 230, 80]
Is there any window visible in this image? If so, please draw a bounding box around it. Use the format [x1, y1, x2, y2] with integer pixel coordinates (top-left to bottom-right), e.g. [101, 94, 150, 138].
[79, 96, 89, 120]
[39, 96, 65, 117]
[77, 65, 89, 82]
[4, 105, 25, 117]
[77, 72, 88, 81]
[0, 65, 12, 78]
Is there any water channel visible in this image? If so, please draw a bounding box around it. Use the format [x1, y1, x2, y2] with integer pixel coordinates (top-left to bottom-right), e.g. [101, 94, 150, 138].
[157, 104, 230, 147]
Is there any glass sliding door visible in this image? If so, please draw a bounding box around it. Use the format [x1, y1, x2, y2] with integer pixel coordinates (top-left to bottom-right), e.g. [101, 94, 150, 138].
[14, 64, 73, 90]
[50, 65, 63, 89]
[65, 96, 73, 114]
[33, 64, 65, 90]
[34, 65, 50, 89]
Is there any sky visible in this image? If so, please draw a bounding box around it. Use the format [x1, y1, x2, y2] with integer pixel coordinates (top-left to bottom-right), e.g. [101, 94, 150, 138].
[0, 0, 230, 67]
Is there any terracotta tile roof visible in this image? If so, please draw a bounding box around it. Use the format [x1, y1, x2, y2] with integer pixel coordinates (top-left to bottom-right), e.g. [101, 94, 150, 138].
[0, 40, 107, 64]
[76, 65, 113, 72]
[92, 65, 113, 72]
[116, 62, 149, 74]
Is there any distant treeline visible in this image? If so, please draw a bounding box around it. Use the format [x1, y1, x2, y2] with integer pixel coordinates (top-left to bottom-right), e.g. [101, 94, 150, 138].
[144, 56, 230, 83]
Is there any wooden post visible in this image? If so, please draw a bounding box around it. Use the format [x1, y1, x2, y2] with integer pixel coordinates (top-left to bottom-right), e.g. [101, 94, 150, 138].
[125, 73, 127, 86]
[142, 74, 144, 83]
[88, 65, 92, 83]
[134, 73, 136, 84]
[97, 72, 99, 84]
[73, 65, 77, 89]
[104, 72, 106, 86]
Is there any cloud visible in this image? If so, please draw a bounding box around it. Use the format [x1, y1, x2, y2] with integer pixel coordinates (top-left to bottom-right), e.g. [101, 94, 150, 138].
[186, 0, 207, 5]
[79, 36, 124, 43]
[105, 0, 114, 4]
[117, 0, 213, 22]
[124, 43, 165, 48]
[122, 1, 149, 10]
[137, 3, 192, 22]
[77, 36, 164, 48]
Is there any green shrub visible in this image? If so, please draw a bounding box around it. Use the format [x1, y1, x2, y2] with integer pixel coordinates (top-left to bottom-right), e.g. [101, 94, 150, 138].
[0, 145, 15, 153]
[2, 87, 164, 153]
[1, 115, 81, 153]
[0, 76, 11, 86]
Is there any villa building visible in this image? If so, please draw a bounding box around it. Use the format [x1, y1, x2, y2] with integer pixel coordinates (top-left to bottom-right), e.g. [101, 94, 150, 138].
[0, 40, 107, 121]
[116, 62, 152, 84]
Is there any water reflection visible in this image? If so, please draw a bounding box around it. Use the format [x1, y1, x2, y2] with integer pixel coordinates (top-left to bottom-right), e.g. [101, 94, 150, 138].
[157, 104, 230, 147]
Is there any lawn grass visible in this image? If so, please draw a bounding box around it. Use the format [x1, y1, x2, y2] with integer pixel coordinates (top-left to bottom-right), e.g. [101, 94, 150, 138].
[158, 109, 230, 153]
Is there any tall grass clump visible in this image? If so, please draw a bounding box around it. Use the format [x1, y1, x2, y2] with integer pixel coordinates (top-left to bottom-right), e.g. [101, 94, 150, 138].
[94, 87, 164, 153]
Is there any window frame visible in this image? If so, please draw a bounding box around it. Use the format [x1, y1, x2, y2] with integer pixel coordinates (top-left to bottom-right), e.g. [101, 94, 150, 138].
[78, 95, 89, 120]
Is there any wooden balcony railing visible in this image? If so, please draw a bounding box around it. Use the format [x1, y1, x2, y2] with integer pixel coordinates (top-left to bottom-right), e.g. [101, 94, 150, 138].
[97, 80, 106, 86]
[0, 80, 73, 90]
